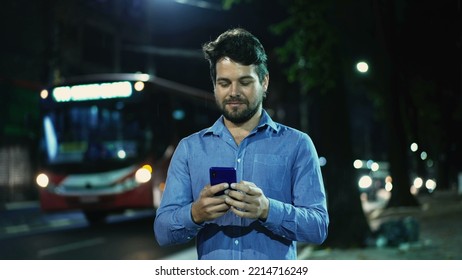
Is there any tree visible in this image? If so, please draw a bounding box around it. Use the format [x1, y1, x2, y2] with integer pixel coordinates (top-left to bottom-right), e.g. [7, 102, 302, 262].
[372, 0, 461, 205]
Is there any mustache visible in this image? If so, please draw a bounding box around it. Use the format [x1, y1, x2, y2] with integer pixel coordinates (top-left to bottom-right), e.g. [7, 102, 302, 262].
[224, 97, 247, 103]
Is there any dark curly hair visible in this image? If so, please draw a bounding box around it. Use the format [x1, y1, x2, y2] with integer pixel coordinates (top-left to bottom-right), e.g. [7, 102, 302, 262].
[202, 28, 269, 86]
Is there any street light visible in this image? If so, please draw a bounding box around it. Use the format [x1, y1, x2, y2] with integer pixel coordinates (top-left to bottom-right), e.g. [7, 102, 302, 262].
[356, 61, 369, 73]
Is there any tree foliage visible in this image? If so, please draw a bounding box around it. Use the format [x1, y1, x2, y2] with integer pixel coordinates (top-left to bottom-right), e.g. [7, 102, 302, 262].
[269, 0, 336, 94]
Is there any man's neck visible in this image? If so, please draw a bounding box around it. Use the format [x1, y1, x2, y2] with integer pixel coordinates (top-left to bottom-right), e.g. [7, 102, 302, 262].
[224, 109, 262, 146]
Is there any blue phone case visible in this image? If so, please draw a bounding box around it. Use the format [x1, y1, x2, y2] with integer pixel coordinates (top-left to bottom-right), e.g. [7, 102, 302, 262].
[209, 167, 236, 196]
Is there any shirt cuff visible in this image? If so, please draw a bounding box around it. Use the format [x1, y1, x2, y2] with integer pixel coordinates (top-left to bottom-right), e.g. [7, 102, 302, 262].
[261, 198, 284, 226]
[182, 203, 204, 230]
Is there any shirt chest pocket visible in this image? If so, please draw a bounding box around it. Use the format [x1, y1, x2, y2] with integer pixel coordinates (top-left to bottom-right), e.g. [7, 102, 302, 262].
[252, 154, 288, 192]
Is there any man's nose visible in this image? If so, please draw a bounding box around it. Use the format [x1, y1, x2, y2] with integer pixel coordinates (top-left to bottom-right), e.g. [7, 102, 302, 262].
[229, 82, 241, 97]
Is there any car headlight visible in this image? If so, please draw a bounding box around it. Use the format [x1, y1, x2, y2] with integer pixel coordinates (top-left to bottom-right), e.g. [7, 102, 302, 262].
[358, 175, 372, 189]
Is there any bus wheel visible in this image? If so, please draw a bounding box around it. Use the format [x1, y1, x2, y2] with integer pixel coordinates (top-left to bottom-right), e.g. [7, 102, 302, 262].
[84, 211, 108, 225]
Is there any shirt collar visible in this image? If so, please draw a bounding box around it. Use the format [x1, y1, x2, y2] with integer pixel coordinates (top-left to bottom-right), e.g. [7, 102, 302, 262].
[204, 109, 279, 136]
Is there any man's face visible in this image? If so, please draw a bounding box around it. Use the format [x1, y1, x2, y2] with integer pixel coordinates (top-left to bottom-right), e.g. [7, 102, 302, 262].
[214, 57, 269, 124]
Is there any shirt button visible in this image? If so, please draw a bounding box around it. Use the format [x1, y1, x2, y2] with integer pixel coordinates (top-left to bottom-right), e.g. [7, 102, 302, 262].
[237, 158, 241, 163]
[234, 240, 239, 245]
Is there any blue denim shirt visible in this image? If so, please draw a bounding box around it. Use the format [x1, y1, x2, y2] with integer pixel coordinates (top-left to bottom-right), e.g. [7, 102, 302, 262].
[154, 110, 329, 259]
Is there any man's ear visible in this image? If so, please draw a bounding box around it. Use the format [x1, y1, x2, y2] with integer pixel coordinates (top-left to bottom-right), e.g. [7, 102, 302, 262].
[262, 74, 269, 92]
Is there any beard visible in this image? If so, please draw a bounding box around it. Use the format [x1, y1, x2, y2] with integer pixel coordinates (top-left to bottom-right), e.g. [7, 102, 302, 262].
[218, 96, 262, 125]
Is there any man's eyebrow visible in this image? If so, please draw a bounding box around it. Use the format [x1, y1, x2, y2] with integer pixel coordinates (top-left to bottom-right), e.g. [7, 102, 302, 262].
[216, 75, 255, 81]
[239, 75, 256, 80]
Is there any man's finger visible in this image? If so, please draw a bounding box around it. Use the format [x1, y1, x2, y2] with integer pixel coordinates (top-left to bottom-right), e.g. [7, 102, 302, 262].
[225, 196, 247, 210]
[205, 183, 229, 196]
[231, 181, 259, 195]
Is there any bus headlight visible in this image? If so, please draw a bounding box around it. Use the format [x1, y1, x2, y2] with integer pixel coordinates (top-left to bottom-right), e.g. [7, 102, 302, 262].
[36, 173, 50, 188]
[135, 165, 152, 184]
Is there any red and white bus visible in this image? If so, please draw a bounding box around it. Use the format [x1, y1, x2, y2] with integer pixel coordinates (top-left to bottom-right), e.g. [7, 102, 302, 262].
[35, 73, 219, 223]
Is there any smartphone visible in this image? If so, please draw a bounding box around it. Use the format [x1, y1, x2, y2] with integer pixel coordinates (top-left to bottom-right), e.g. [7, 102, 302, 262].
[209, 167, 236, 196]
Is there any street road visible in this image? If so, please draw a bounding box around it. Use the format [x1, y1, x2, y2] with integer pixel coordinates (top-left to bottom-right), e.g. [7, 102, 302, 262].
[0, 205, 195, 260]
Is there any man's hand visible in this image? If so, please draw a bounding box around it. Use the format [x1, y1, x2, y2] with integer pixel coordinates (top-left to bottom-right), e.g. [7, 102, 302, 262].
[225, 181, 269, 221]
[191, 183, 230, 224]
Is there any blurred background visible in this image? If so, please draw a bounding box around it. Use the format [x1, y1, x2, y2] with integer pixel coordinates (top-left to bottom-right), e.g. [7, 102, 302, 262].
[0, 0, 461, 260]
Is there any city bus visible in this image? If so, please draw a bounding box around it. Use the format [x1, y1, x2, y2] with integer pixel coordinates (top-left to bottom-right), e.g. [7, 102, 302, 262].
[35, 73, 220, 223]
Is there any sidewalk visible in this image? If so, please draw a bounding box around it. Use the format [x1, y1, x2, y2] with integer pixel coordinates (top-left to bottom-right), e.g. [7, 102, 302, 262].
[301, 189, 462, 260]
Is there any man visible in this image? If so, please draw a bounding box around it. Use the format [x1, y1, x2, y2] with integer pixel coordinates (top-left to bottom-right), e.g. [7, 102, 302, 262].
[154, 28, 329, 260]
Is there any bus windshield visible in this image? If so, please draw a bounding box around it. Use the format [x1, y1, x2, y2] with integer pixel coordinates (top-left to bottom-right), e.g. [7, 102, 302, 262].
[42, 100, 152, 166]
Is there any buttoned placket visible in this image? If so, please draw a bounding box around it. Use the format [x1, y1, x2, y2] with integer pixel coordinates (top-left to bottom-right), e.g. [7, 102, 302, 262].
[232, 139, 247, 259]
[222, 125, 260, 259]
